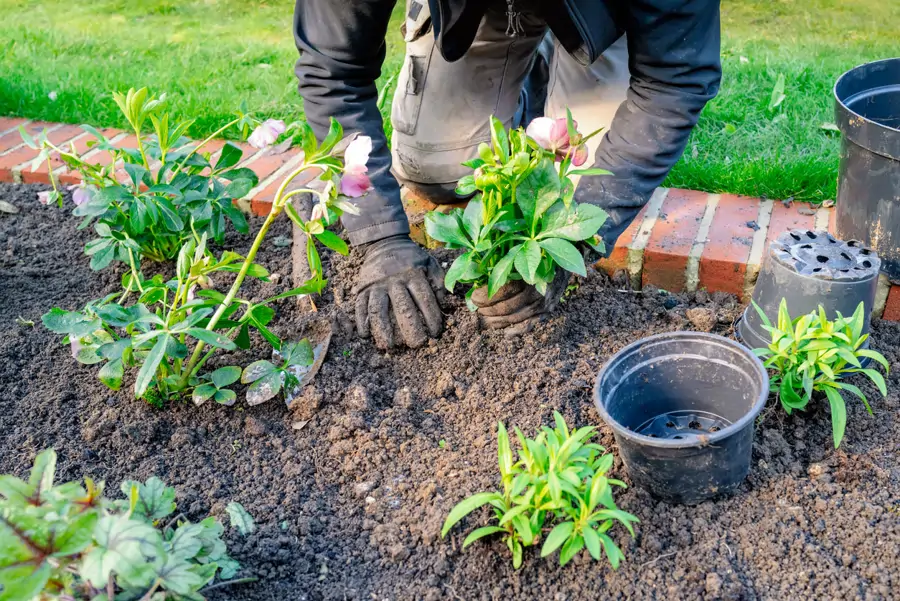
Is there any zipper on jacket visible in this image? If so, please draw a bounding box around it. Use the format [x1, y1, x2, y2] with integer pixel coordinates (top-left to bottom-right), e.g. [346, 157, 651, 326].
[506, 0, 524, 37]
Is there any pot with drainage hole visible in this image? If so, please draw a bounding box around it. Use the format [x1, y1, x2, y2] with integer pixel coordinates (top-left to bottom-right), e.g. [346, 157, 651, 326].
[594, 332, 768, 505]
[737, 229, 880, 353]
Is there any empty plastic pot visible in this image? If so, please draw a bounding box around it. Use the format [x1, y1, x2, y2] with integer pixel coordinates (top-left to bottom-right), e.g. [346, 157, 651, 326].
[834, 58, 900, 280]
[594, 332, 768, 505]
[737, 229, 880, 352]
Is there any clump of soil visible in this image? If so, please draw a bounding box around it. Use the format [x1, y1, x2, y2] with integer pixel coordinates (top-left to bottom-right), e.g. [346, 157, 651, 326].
[1, 182, 898, 600]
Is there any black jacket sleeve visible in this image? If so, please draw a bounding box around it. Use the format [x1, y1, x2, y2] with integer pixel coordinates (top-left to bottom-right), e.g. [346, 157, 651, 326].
[293, 0, 411, 246]
[578, 0, 722, 247]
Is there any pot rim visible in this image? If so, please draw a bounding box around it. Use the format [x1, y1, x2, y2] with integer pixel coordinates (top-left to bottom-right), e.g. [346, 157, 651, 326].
[593, 331, 769, 450]
[834, 57, 900, 136]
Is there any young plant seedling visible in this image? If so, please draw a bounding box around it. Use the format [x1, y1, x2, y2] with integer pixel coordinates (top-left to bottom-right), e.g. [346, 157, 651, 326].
[753, 299, 890, 448]
[441, 412, 638, 569]
[0, 449, 251, 601]
[241, 340, 314, 405]
[425, 111, 609, 307]
[20, 88, 260, 270]
[40, 110, 370, 407]
[192, 365, 242, 406]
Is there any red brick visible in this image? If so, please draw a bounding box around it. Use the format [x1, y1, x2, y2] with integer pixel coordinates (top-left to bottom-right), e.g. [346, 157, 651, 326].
[883, 285, 900, 322]
[241, 148, 297, 186]
[699, 194, 760, 296]
[0, 123, 83, 182]
[765, 201, 817, 247]
[249, 166, 322, 216]
[0, 117, 29, 134]
[594, 204, 650, 276]
[19, 125, 93, 184]
[0, 121, 57, 156]
[642, 189, 707, 292]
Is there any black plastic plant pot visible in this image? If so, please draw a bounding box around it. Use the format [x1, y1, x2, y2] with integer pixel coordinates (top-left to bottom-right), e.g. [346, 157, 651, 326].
[593, 332, 768, 505]
[737, 229, 880, 352]
[834, 58, 900, 280]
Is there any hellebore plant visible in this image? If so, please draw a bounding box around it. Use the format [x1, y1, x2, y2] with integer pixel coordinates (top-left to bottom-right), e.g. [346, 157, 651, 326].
[424, 112, 609, 306]
[20, 88, 266, 271]
[753, 300, 890, 448]
[41, 117, 368, 405]
[0, 449, 252, 601]
[442, 412, 638, 569]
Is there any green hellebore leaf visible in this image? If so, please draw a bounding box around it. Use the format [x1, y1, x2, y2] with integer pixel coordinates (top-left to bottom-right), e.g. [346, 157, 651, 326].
[215, 388, 237, 406]
[445, 252, 481, 292]
[135, 333, 170, 399]
[538, 238, 586, 276]
[98, 358, 125, 391]
[192, 383, 218, 406]
[314, 230, 350, 255]
[123, 476, 177, 523]
[225, 502, 256, 536]
[42, 308, 101, 337]
[513, 240, 541, 285]
[80, 514, 162, 589]
[487, 244, 522, 299]
[538, 202, 608, 242]
[246, 370, 284, 406]
[187, 328, 237, 350]
[425, 210, 470, 248]
[462, 526, 506, 549]
[517, 158, 561, 227]
[211, 366, 242, 389]
[241, 360, 277, 384]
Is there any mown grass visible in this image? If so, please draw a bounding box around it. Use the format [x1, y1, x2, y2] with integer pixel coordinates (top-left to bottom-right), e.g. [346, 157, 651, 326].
[1, 0, 897, 202]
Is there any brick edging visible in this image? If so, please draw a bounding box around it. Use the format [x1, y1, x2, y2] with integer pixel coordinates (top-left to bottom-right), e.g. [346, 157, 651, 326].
[2, 116, 899, 321]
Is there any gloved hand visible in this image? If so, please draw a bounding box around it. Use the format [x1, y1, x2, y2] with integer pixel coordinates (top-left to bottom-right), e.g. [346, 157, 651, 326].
[470, 268, 569, 335]
[354, 235, 445, 349]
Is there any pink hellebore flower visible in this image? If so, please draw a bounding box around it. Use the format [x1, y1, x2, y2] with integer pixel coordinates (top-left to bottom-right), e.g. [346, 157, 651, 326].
[526, 116, 589, 166]
[68, 184, 93, 206]
[248, 119, 286, 149]
[526, 117, 570, 154]
[37, 190, 54, 205]
[339, 135, 373, 198]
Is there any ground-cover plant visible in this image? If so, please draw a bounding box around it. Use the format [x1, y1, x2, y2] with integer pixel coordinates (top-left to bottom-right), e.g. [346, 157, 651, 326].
[753, 299, 890, 448]
[0, 449, 251, 600]
[41, 116, 368, 406]
[441, 412, 638, 569]
[20, 88, 267, 271]
[424, 113, 609, 306]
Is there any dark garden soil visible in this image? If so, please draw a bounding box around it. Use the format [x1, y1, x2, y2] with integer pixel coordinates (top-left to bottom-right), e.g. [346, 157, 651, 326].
[1, 181, 899, 600]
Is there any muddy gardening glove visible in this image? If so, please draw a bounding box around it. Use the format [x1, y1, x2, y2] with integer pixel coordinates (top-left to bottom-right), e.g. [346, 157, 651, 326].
[470, 268, 569, 336]
[353, 235, 445, 349]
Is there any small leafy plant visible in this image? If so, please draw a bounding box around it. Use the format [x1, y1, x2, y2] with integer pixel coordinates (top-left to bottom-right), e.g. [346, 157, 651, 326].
[240, 340, 315, 405]
[41, 115, 369, 406]
[0, 449, 250, 600]
[425, 112, 609, 306]
[21, 88, 262, 269]
[441, 412, 638, 569]
[753, 299, 890, 448]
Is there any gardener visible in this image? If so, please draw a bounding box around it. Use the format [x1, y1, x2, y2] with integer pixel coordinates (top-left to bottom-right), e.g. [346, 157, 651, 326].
[293, 0, 721, 348]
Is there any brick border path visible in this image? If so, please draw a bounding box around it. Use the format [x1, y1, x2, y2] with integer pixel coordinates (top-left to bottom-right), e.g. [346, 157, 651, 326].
[2, 116, 898, 320]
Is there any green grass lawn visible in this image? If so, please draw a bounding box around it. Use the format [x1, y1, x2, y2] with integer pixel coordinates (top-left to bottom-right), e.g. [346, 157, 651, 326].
[1, 0, 897, 202]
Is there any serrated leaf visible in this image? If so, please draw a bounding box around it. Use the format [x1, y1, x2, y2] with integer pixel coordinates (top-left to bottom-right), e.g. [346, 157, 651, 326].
[80, 514, 162, 589]
[225, 502, 256, 536]
[425, 210, 470, 248]
[513, 240, 541, 284]
[123, 477, 177, 523]
[538, 238, 585, 276]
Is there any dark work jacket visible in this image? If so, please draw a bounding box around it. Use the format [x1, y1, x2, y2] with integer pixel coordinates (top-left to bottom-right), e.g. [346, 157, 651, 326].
[294, 0, 721, 247]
